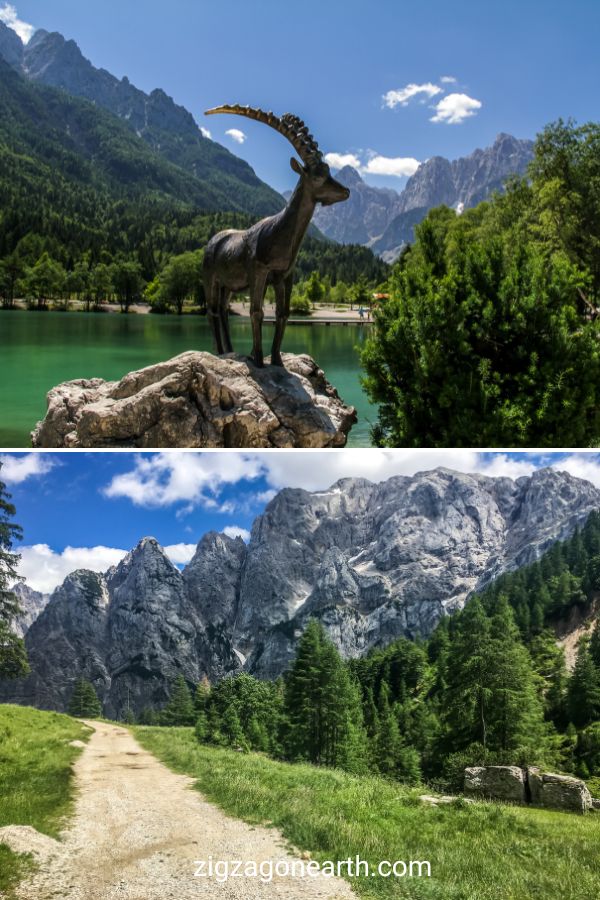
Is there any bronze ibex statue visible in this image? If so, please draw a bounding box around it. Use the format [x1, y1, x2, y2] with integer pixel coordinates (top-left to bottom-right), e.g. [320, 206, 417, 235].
[203, 105, 350, 367]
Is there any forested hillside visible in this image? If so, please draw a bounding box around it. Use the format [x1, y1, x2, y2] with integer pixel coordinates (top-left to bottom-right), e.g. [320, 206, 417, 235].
[362, 120, 600, 447]
[140, 508, 600, 790]
[0, 54, 386, 302]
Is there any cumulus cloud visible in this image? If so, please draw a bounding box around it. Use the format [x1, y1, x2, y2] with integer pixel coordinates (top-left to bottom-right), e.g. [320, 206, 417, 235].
[223, 525, 251, 542]
[103, 451, 560, 511]
[103, 452, 264, 509]
[226, 128, 246, 144]
[383, 82, 442, 109]
[363, 155, 420, 178]
[0, 3, 34, 42]
[200, 126, 212, 139]
[255, 450, 535, 493]
[324, 152, 362, 170]
[325, 151, 420, 179]
[440, 75, 457, 84]
[163, 542, 197, 565]
[430, 92, 482, 124]
[550, 454, 600, 488]
[16, 541, 200, 592]
[17, 544, 128, 594]
[0, 453, 55, 484]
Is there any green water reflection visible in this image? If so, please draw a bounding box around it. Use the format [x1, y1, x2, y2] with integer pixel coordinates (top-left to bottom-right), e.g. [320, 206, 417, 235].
[0, 311, 376, 447]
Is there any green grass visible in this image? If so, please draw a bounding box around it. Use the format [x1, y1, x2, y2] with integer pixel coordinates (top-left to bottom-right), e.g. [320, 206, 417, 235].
[135, 726, 600, 900]
[0, 704, 91, 897]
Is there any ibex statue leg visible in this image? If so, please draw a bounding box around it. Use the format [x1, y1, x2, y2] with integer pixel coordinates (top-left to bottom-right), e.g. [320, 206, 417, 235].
[249, 270, 268, 368]
[219, 288, 234, 353]
[271, 274, 292, 367]
[205, 274, 224, 355]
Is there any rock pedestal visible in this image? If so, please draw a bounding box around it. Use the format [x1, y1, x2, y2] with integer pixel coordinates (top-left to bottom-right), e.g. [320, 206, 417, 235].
[31, 352, 356, 448]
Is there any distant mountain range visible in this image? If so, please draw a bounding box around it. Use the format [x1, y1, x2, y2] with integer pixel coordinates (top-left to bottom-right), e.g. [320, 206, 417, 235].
[313, 134, 535, 261]
[3, 467, 598, 717]
[0, 21, 282, 217]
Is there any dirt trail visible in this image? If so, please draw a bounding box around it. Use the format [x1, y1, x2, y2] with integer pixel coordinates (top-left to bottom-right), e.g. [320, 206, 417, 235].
[14, 721, 353, 900]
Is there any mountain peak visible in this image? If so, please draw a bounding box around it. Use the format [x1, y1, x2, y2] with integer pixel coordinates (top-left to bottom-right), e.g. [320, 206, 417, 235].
[0, 20, 24, 67]
[335, 165, 364, 186]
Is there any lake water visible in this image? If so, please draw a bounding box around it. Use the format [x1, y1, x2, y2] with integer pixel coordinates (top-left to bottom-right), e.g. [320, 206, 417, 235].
[0, 311, 376, 447]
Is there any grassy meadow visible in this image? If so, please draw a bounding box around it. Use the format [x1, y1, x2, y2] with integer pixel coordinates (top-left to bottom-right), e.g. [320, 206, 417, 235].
[0, 705, 91, 897]
[135, 725, 600, 900]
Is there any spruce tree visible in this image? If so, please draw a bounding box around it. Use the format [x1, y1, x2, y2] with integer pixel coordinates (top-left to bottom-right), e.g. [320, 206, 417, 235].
[485, 597, 548, 754]
[68, 678, 102, 718]
[284, 620, 367, 772]
[0, 464, 29, 680]
[568, 638, 600, 728]
[442, 597, 493, 751]
[194, 676, 211, 713]
[161, 675, 195, 726]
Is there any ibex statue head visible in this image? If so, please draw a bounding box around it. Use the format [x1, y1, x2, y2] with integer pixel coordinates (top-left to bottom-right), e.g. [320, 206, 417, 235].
[202, 105, 350, 368]
[206, 105, 349, 207]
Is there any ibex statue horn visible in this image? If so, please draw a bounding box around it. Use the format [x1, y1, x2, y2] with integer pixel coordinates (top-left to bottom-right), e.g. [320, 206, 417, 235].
[202, 105, 350, 368]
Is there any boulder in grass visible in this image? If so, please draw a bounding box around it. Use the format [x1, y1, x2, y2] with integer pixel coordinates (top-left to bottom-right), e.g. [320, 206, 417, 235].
[464, 766, 526, 803]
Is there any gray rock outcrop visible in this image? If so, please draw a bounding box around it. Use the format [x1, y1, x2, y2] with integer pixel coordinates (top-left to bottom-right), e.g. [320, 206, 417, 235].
[465, 766, 592, 813]
[1, 467, 599, 717]
[527, 768, 592, 813]
[11, 583, 50, 637]
[313, 135, 533, 261]
[464, 766, 527, 803]
[31, 352, 356, 449]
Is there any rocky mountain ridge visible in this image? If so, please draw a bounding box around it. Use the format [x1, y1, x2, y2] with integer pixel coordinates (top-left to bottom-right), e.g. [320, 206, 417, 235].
[0, 21, 282, 216]
[313, 134, 534, 260]
[5, 467, 599, 716]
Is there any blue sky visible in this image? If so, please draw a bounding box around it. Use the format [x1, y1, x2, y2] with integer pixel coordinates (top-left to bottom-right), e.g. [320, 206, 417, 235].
[2, 0, 599, 191]
[3, 450, 600, 592]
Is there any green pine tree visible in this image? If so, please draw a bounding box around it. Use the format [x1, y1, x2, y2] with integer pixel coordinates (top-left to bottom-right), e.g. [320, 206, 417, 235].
[68, 678, 102, 718]
[485, 597, 549, 754]
[161, 675, 195, 726]
[568, 638, 600, 728]
[0, 463, 29, 680]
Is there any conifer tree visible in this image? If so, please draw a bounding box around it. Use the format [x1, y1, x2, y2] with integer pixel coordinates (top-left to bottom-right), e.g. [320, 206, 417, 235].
[0, 464, 29, 680]
[284, 620, 367, 771]
[568, 638, 600, 728]
[161, 675, 195, 726]
[485, 597, 548, 753]
[442, 597, 492, 750]
[194, 676, 211, 713]
[68, 678, 102, 718]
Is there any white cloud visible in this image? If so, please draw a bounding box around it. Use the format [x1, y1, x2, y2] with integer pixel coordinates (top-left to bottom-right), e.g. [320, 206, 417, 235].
[550, 454, 600, 488]
[223, 525, 251, 542]
[103, 451, 557, 512]
[16, 541, 201, 592]
[0, 453, 55, 484]
[0, 3, 34, 42]
[324, 152, 362, 170]
[383, 82, 442, 109]
[163, 542, 197, 565]
[440, 75, 457, 84]
[226, 128, 247, 144]
[200, 126, 212, 139]
[17, 544, 128, 594]
[431, 92, 482, 124]
[256, 450, 504, 492]
[363, 155, 420, 178]
[103, 452, 264, 508]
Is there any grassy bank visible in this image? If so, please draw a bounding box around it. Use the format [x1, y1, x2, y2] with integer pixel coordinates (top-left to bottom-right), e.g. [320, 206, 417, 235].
[0, 705, 90, 897]
[135, 726, 600, 900]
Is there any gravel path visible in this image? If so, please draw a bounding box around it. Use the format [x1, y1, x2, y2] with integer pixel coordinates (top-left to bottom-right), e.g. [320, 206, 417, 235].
[14, 721, 354, 900]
